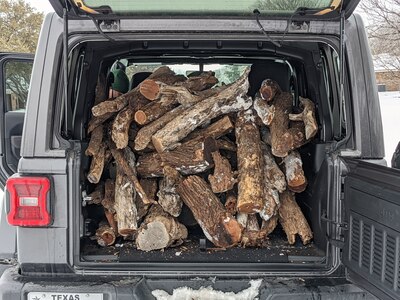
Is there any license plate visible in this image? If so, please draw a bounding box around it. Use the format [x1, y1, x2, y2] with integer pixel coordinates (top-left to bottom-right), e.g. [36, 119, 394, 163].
[27, 292, 103, 300]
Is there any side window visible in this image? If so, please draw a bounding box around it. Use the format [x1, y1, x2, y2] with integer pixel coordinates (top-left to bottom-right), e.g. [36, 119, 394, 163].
[4, 60, 33, 112]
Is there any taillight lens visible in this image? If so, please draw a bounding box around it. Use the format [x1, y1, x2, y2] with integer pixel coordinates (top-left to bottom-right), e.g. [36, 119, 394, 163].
[6, 177, 51, 227]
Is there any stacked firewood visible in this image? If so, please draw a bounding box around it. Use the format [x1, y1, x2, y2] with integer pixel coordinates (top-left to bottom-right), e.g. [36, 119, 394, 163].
[85, 66, 316, 251]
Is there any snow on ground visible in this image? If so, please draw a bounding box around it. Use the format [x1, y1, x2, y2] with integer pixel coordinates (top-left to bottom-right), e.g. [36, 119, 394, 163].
[152, 279, 262, 300]
[379, 91, 400, 166]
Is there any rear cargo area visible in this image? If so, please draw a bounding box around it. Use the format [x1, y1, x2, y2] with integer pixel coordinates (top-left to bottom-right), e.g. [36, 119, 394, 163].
[73, 38, 341, 270]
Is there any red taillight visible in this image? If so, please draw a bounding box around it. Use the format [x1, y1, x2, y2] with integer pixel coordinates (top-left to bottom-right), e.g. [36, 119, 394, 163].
[6, 177, 51, 227]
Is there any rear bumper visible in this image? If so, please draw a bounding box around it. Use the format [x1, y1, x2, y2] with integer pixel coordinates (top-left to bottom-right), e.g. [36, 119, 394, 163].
[0, 267, 377, 300]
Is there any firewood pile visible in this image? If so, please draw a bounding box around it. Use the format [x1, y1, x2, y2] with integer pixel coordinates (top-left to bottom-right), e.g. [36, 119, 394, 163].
[85, 66, 316, 251]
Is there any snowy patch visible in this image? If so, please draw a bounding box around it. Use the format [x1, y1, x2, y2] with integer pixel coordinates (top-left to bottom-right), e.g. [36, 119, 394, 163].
[152, 279, 262, 300]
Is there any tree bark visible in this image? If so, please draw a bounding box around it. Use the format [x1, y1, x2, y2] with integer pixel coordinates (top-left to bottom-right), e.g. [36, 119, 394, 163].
[278, 190, 313, 245]
[224, 191, 237, 215]
[114, 169, 138, 237]
[235, 109, 264, 214]
[254, 96, 275, 126]
[87, 145, 106, 184]
[87, 112, 115, 134]
[177, 175, 242, 248]
[260, 214, 278, 237]
[289, 97, 318, 140]
[134, 94, 178, 125]
[179, 71, 218, 91]
[86, 183, 104, 205]
[134, 105, 187, 151]
[94, 72, 107, 105]
[208, 151, 236, 193]
[85, 124, 104, 156]
[283, 151, 307, 193]
[111, 107, 135, 149]
[157, 166, 183, 217]
[136, 179, 157, 220]
[136, 204, 188, 251]
[241, 214, 264, 247]
[261, 142, 286, 193]
[96, 222, 116, 247]
[108, 142, 154, 204]
[151, 68, 252, 152]
[137, 137, 217, 177]
[101, 179, 115, 213]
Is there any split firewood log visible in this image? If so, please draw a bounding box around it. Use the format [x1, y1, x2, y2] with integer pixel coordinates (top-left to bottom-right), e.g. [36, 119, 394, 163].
[260, 214, 278, 237]
[108, 141, 154, 204]
[278, 190, 313, 245]
[86, 125, 104, 157]
[96, 222, 116, 247]
[151, 68, 252, 152]
[259, 79, 281, 102]
[289, 97, 318, 140]
[254, 96, 275, 126]
[157, 166, 183, 217]
[208, 151, 236, 193]
[177, 175, 242, 248]
[134, 94, 178, 125]
[136, 179, 157, 220]
[111, 107, 135, 149]
[134, 105, 187, 151]
[241, 214, 265, 247]
[136, 137, 217, 178]
[261, 142, 286, 193]
[283, 151, 307, 193]
[224, 191, 237, 215]
[87, 146, 110, 184]
[136, 204, 188, 251]
[114, 169, 138, 237]
[235, 109, 264, 214]
[91, 66, 185, 117]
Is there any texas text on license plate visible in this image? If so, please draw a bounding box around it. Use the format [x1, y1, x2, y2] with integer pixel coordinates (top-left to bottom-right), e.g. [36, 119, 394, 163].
[27, 292, 103, 300]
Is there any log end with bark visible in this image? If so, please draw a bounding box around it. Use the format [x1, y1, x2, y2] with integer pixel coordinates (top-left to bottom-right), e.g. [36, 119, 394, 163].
[96, 223, 117, 247]
[136, 205, 188, 251]
[284, 151, 307, 193]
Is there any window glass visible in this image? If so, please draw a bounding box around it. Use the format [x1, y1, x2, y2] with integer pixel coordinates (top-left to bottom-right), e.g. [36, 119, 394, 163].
[82, 0, 334, 15]
[4, 60, 33, 112]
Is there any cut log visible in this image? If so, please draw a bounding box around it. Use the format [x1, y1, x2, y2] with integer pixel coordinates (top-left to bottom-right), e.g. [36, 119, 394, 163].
[136, 204, 188, 251]
[208, 151, 236, 193]
[101, 179, 115, 213]
[179, 71, 218, 91]
[177, 175, 242, 248]
[259, 79, 281, 102]
[134, 94, 178, 125]
[96, 222, 116, 247]
[114, 170, 138, 237]
[136, 179, 157, 220]
[182, 115, 234, 144]
[241, 214, 264, 247]
[111, 107, 135, 149]
[137, 137, 217, 177]
[87, 112, 115, 134]
[224, 191, 237, 215]
[157, 166, 183, 217]
[104, 210, 118, 234]
[260, 214, 278, 237]
[268, 88, 294, 157]
[92, 66, 184, 117]
[289, 97, 318, 140]
[87, 145, 106, 184]
[235, 109, 264, 214]
[152, 68, 252, 152]
[254, 96, 275, 126]
[108, 142, 153, 204]
[278, 190, 313, 245]
[284, 151, 307, 193]
[259, 184, 278, 222]
[134, 105, 187, 151]
[85, 124, 104, 156]
[261, 142, 286, 193]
